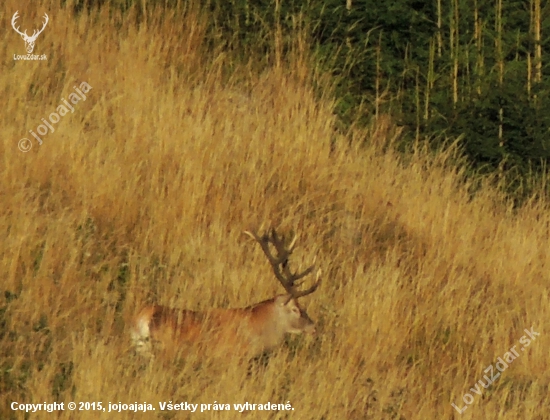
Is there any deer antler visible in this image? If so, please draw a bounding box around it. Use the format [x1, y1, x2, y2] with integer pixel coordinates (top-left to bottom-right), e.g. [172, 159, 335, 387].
[12, 12, 49, 40]
[34, 13, 49, 38]
[244, 228, 321, 299]
[11, 11, 26, 37]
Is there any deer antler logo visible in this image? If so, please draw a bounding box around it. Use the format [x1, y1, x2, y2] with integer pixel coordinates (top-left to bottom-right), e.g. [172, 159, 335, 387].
[11, 11, 49, 54]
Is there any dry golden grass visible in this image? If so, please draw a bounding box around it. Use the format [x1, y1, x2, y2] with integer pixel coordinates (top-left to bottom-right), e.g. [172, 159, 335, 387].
[1, 1, 550, 418]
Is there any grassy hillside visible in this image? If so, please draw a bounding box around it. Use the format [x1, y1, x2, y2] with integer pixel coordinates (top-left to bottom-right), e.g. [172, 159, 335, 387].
[1, 1, 549, 418]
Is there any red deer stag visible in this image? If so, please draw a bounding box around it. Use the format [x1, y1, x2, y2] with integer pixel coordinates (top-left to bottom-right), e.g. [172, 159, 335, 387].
[131, 228, 321, 360]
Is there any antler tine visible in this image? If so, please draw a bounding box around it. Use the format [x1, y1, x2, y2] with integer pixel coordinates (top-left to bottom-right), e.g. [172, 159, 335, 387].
[269, 228, 291, 260]
[244, 230, 281, 265]
[11, 11, 26, 36]
[245, 227, 321, 299]
[31, 13, 49, 39]
[39, 13, 49, 31]
[292, 269, 322, 299]
[12, 11, 19, 25]
[287, 233, 299, 252]
[266, 228, 297, 284]
[287, 264, 315, 285]
[281, 254, 317, 286]
[244, 229, 294, 294]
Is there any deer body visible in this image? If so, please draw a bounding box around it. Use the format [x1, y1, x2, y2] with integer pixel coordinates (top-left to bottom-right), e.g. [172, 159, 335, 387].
[132, 295, 315, 359]
[132, 229, 321, 360]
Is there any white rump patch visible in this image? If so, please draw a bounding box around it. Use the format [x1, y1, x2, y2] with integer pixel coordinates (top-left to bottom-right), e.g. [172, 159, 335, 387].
[131, 316, 152, 357]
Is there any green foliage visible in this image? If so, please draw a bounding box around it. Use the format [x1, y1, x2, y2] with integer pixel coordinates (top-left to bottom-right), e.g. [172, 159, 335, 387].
[65, 0, 550, 199]
[201, 0, 550, 200]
